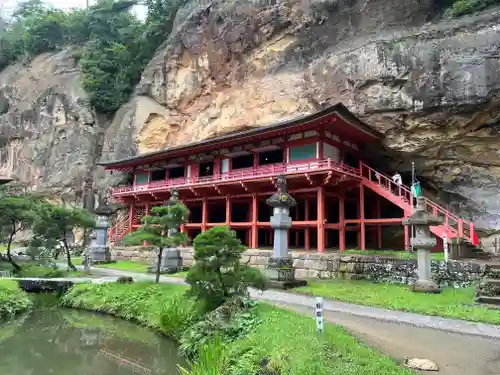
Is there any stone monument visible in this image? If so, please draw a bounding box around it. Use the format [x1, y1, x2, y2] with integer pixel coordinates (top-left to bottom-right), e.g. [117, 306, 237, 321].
[265, 175, 307, 289]
[87, 200, 117, 265]
[403, 196, 442, 293]
[147, 188, 183, 274]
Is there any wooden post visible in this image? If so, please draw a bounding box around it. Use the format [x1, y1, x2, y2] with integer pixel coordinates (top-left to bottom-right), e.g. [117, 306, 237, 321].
[360, 184, 366, 251]
[305, 198, 310, 250]
[202, 198, 208, 232]
[251, 194, 258, 249]
[317, 186, 325, 253]
[339, 196, 345, 251]
[376, 197, 382, 249]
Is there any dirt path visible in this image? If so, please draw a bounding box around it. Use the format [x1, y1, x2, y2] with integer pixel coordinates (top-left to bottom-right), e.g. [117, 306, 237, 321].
[274, 301, 500, 375]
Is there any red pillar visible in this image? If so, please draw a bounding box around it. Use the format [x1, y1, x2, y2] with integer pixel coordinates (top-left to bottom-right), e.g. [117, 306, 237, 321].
[295, 199, 300, 247]
[251, 194, 258, 249]
[225, 195, 231, 226]
[128, 202, 134, 230]
[376, 197, 382, 249]
[317, 186, 325, 253]
[305, 198, 310, 250]
[339, 196, 345, 251]
[360, 184, 366, 251]
[202, 198, 208, 232]
[404, 225, 410, 251]
[143, 203, 151, 246]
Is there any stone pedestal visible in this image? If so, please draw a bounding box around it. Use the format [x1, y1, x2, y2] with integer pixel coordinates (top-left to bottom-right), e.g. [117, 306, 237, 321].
[266, 257, 306, 289]
[147, 248, 183, 274]
[403, 196, 442, 294]
[265, 175, 307, 289]
[88, 205, 116, 265]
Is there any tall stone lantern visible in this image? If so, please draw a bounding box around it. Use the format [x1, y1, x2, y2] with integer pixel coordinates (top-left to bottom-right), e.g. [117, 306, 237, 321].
[147, 188, 183, 274]
[265, 175, 307, 289]
[403, 196, 443, 293]
[87, 202, 117, 265]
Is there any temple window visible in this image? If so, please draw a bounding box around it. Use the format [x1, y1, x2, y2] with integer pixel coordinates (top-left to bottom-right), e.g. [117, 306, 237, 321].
[169, 166, 185, 179]
[232, 154, 254, 170]
[150, 169, 166, 181]
[289, 143, 316, 162]
[135, 172, 149, 185]
[199, 162, 214, 177]
[258, 149, 283, 166]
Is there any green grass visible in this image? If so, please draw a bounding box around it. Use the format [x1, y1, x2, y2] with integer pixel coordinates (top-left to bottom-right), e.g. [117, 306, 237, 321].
[62, 282, 412, 375]
[0, 279, 32, 319]
[294, 278, 500, 324]
[341, 249, 444, 261]
[95, 260, 149, 273]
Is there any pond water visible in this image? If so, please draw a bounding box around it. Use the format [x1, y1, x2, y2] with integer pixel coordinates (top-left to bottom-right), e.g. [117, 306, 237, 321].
[0, 306, 185, 375]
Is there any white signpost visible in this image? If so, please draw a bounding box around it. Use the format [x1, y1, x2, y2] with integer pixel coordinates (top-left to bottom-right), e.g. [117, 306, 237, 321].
[315, 297, 324, 334]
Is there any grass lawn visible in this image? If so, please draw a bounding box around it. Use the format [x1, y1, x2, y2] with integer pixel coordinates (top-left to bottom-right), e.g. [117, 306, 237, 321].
[294, 278, 500, 324]
[63, 282, 412, 375]
[341, 249, 444, 261]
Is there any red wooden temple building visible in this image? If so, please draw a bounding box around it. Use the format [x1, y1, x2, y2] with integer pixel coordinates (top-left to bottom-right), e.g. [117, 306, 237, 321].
[101, 103, 477, 252]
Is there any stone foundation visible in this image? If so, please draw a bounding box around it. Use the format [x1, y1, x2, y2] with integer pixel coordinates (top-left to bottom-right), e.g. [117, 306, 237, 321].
[111, 247, 493, 288]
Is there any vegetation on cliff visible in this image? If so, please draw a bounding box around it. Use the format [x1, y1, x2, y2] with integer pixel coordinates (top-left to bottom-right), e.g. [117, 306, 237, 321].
[0, 0, 186, 113]
[0, 280, 32, 319]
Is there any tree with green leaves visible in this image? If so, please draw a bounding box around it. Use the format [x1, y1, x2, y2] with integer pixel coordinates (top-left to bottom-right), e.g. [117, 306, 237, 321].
[186, 226, 267, 312]
[123, 201, 189, 282]
[0, 195, 38, 271]
[32, 204, 95, 271]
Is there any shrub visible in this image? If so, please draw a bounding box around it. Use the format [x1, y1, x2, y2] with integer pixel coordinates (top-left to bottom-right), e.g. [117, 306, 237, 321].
[0, 279, 32, 319]
[186, 226, 267, 312]
[179, 297, 261, 359]
[446, 0, 500, 17]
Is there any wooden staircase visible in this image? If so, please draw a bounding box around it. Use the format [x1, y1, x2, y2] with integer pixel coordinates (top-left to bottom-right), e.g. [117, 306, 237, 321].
[359, 163, 478, 247]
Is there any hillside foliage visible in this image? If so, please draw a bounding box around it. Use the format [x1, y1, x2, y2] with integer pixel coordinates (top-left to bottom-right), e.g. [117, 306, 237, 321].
[0, 0, 186, 113]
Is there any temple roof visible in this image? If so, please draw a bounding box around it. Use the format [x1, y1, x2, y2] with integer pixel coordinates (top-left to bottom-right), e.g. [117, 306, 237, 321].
[99, 103, 383, 169]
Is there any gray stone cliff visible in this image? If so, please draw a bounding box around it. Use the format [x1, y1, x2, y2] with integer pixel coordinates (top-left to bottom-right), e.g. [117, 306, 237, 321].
[2, 0, 500, 243]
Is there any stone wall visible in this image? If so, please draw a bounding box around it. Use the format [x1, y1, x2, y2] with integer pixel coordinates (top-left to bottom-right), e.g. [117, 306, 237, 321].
[111, 247, 491, 288]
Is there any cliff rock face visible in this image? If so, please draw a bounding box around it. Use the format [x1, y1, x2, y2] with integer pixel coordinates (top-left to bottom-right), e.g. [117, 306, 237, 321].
[4, 0, 500, 241]
[0, 47, 105, 208]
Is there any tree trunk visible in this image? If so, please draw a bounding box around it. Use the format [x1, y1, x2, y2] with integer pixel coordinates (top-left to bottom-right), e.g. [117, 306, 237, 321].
[155, 247, 163, 283]
[6, 228, 21, 272]
[63, 239, 77, 272]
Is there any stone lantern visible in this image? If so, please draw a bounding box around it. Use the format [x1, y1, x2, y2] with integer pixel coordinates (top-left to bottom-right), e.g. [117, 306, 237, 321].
[87, 201, 117, 264]
[403, 196, 443, 293]
[265, 175, 306, 289]
[147, 188, 183, 274]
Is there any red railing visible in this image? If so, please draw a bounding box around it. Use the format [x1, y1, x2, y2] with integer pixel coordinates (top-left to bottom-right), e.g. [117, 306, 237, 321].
[360, 162, 477, 245]
[112, 158, 361, 196]
[360, 163, 413, 205]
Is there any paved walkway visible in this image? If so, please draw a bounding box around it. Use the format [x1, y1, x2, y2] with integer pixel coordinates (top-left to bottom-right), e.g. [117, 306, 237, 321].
[62, 266, 500, 375]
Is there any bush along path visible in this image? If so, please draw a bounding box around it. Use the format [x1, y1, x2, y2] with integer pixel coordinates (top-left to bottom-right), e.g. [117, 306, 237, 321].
[0, 279, 32, 319]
